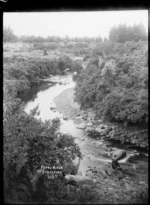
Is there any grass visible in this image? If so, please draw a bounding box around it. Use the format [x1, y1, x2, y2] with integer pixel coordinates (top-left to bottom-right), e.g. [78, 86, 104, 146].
[3, 42, 85, 61]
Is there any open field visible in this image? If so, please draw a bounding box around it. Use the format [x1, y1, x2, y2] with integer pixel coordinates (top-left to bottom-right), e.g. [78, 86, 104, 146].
[3, 42, 85, 62]
[4, 42, 60, 59]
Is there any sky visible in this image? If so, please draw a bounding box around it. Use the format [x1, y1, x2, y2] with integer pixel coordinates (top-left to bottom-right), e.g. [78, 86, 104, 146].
[3, 10, 148, 39]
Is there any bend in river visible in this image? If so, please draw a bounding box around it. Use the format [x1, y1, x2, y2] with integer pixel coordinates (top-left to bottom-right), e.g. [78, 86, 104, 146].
[25, 74, 148, 182]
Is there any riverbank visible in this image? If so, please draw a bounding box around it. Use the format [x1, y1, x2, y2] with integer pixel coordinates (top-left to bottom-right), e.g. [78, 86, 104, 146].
[54, 86, 148, 151]
[53, 85, 148, 204]
[54, 87, 80, 120]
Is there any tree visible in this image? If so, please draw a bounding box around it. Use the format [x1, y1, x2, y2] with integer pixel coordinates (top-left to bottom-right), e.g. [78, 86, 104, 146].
[4, 101, 82, 203]
[3, 26, 18, 42]
[109, 23, 147, 43]
[74, 41, 148, 125]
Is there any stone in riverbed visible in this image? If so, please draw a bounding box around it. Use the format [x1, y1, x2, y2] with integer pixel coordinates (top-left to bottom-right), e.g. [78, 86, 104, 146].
[92, 169, 98, 174]
[139, 181, 145, 185]
[85, 171, 95, 178]
[76, 116, 82, 120]
[91, 120, 97, 125]
[52, 117, 60, 123]
[95, 127, 106, 134]
[82, 115, 88, 120]
[140, 143, 146, 148]
[50, 106, 56, 110]
[85, 127, 95, 132]
[97, 163, 114, 177]
[86, 122, 93, 127]
[99, 124, 108, 129]
[63, 116, 68, 120]
[95, 125, 109, 135]
[76, 123, 85, 129]
[109, 130, 115, 138]
[97, 119, 103, 123]
[65, 174, 96, 186]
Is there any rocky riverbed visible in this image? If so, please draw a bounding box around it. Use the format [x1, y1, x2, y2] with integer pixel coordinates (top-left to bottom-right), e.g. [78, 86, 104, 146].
[53, 87, 148, 204]
[54, 87, 148, 150]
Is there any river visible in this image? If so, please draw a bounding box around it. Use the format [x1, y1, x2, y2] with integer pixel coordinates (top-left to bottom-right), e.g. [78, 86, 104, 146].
[24, 74, 148, 182]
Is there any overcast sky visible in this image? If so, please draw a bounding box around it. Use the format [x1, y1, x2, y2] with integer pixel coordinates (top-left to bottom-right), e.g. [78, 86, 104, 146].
[3, 10, 148, 39]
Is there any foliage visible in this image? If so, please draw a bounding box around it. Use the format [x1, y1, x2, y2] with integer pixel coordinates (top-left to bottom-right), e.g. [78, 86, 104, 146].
[75, 185, 99, 203]
[3, 55, 82, 101]
[75, 40, 148, 127]
[3, 26, 18, 42]
[109, 23, 147, 43]
[33, 42, 59, 50]
[4, 101, 82, 203]
[19, 34, 102, 44]
[3, 46, 83, 202]
[3, 28, 148, 203]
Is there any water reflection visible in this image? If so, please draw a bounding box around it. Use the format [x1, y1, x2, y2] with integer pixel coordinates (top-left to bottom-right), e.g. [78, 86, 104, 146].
[25, 75, 75, 122]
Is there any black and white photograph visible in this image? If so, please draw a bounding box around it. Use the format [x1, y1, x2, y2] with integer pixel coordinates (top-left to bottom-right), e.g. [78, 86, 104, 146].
[3, 9, 148, 204]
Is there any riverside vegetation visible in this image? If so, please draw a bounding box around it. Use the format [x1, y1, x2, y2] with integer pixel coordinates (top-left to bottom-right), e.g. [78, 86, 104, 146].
[74, 40, 148, 149]
[3, 24, 148, 204]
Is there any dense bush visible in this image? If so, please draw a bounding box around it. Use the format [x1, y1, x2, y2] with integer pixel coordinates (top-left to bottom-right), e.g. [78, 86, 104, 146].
[75, 40, 148, 126]
[4, 101, 82, 203]
[3, 47, 85, 202]
[3, 55, 82, 102]
[91, 39, 148, 58]
[33, 42, 59, 50]
[19, 35, 46, 43]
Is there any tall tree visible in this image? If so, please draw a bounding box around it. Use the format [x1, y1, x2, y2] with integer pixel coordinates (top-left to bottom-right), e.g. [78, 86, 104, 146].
[109, 23, 147, 42]
[3, 26, 18, 42]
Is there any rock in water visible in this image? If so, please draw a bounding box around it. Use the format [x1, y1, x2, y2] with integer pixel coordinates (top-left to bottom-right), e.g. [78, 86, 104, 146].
[86, 122, 93, 127]
[63, 116, 68, 120]
[85, 171, 95, 178]
[99, 124, 108, 129]
[112, 150, 126, 161]
[97, 119, 103, 123]
[52, 117, 60, 123]
[50, 106, 56, 110]
[85, 127, 95, 132]
[65, 174, 96, 186]
[76, 123, 85, 129]
[95, 127, 105, 133]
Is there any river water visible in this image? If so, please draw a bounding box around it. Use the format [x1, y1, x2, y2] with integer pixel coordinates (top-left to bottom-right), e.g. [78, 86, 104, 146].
[24, 74, 148, 182]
